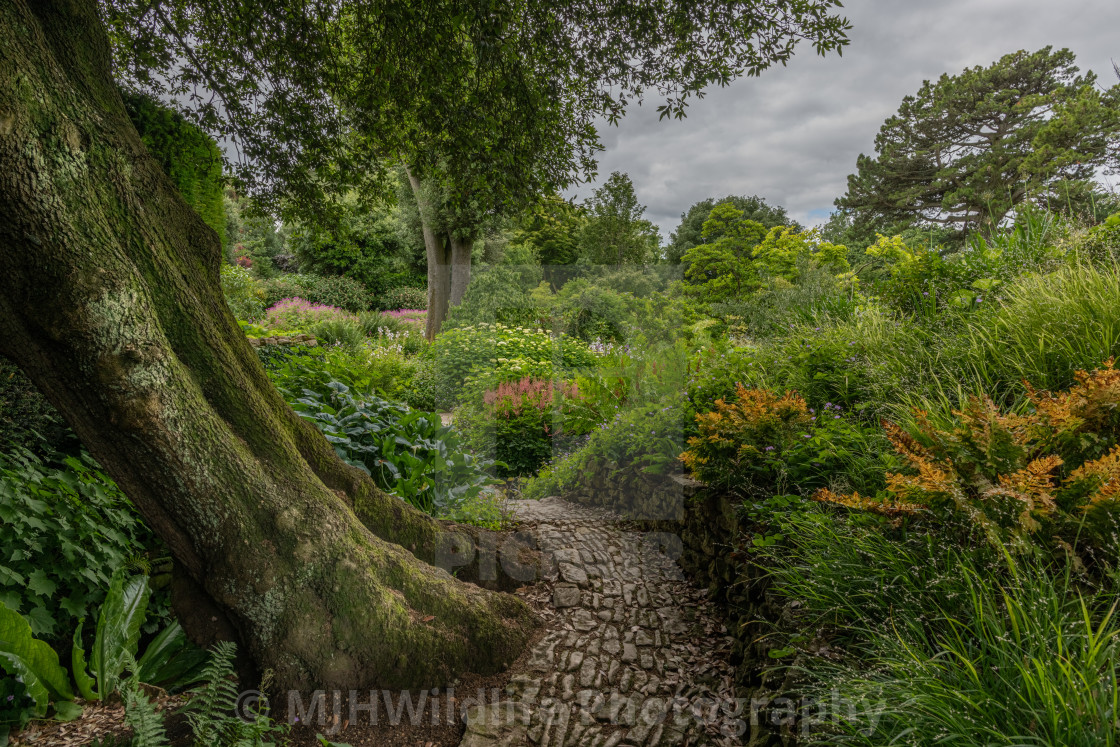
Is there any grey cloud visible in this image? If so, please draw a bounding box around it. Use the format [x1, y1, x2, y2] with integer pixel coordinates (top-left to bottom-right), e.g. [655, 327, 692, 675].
[569, 0, 1120, 237]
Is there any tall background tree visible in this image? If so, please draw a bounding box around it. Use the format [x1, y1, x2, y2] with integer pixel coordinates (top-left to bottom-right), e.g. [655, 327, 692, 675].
[681, 202, 771, 301]
[837, 47, 1120, 239]
[667, 194, 793, 264]
[511, 194, 586, 288]
[579, 172, 661, 266]
[1, 0, 850, 690]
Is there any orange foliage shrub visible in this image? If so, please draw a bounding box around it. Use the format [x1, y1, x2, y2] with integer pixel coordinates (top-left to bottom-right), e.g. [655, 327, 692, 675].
[815, 360, 1120, 551]
[680, 384, 811, 488]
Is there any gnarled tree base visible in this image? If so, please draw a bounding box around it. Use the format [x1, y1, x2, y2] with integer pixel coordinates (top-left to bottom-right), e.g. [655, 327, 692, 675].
[0, 0, 535, 692]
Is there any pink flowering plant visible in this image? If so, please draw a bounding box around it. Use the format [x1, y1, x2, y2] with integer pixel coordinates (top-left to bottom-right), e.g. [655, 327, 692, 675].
[457, 377, 589, 476]
[264, 298, 359, 331]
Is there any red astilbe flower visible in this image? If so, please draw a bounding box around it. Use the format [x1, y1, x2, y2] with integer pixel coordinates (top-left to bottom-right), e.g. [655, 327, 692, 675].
[483, 378, 579, 418]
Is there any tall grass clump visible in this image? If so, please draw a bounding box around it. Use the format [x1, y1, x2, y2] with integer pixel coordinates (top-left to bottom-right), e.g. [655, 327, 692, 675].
[764, 511, 1120, 746]
[961, 263, 1120, 399]
[808, 563, 1119, 745]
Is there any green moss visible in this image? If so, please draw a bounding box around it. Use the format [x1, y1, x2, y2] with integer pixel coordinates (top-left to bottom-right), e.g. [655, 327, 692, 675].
[123, 92, 226, 244]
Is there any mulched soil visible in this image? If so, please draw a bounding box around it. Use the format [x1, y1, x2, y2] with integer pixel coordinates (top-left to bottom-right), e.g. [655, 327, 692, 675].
[8, 695, 186, 747]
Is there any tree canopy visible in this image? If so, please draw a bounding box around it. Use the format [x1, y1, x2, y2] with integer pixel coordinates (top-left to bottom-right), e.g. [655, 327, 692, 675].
[105, 0, 851, 217]
[123, 92, 226, 244]
[836, 47, 1120, 238]
[681, 202, 770, 301]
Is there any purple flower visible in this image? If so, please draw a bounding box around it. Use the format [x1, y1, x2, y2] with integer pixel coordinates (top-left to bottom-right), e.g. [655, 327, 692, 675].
[765, 446, 775, 451]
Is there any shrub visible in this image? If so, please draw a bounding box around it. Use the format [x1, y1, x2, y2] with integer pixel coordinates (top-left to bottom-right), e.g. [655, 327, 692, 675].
[427, 323, 596, 403]
[715, 263, 864, 340]
[680, 384, 893, 498]
[525, 396, 691, 500]
[263, 298, 358, 331]
[0, 449, 157, 641]
[1062, 212, 1120, 263]
[547, 278, 639, 343]
[219, 264, 267, 321]
[443, 265, 543, 330]
[380, 285, 428, 312]
[456, 378, 586, 476]
[263, 273, 370, 312]
[271, 253, 299, 273]
[815, 361, 1120, 554]
[402, 357, 455, 412]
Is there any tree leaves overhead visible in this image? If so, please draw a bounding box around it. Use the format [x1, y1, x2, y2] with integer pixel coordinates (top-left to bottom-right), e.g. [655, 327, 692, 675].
[103, 0, 850, 217]
[836, 47, 1120, 239]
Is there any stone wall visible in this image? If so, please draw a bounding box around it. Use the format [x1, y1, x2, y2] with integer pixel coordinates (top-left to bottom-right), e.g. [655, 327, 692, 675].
[564, 462, 686, 522]
[561, 470, 807, 746]
[675, 482, 806, 746]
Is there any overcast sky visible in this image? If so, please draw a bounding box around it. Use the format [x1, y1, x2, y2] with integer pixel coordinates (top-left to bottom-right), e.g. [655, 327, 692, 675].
[568, 0, 1120, 239]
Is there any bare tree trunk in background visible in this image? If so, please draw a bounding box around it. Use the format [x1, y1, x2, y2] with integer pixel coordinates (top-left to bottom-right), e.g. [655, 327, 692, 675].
[404, 166, 452, 340]
[449, 235, 473, 307]
[0, 0, 535, 692]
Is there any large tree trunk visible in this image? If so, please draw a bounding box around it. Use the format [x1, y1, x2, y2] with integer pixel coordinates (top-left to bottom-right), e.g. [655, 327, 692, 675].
[404, 166, 452, 340]
[0, 0, 535, 692]
[449, 236, 473, 307]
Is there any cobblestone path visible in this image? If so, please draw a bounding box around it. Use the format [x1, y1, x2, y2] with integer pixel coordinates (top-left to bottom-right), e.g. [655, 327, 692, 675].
[460, 496, 744, 747]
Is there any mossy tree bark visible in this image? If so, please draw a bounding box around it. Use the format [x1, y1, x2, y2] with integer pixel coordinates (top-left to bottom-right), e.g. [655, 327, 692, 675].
[0, 0, 535, 691]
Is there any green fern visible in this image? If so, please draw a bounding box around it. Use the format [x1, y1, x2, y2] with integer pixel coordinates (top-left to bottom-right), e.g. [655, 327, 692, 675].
[178, 641, 289, 747]
[119, 654, 169, 747]
[182, 640, 240, 746]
